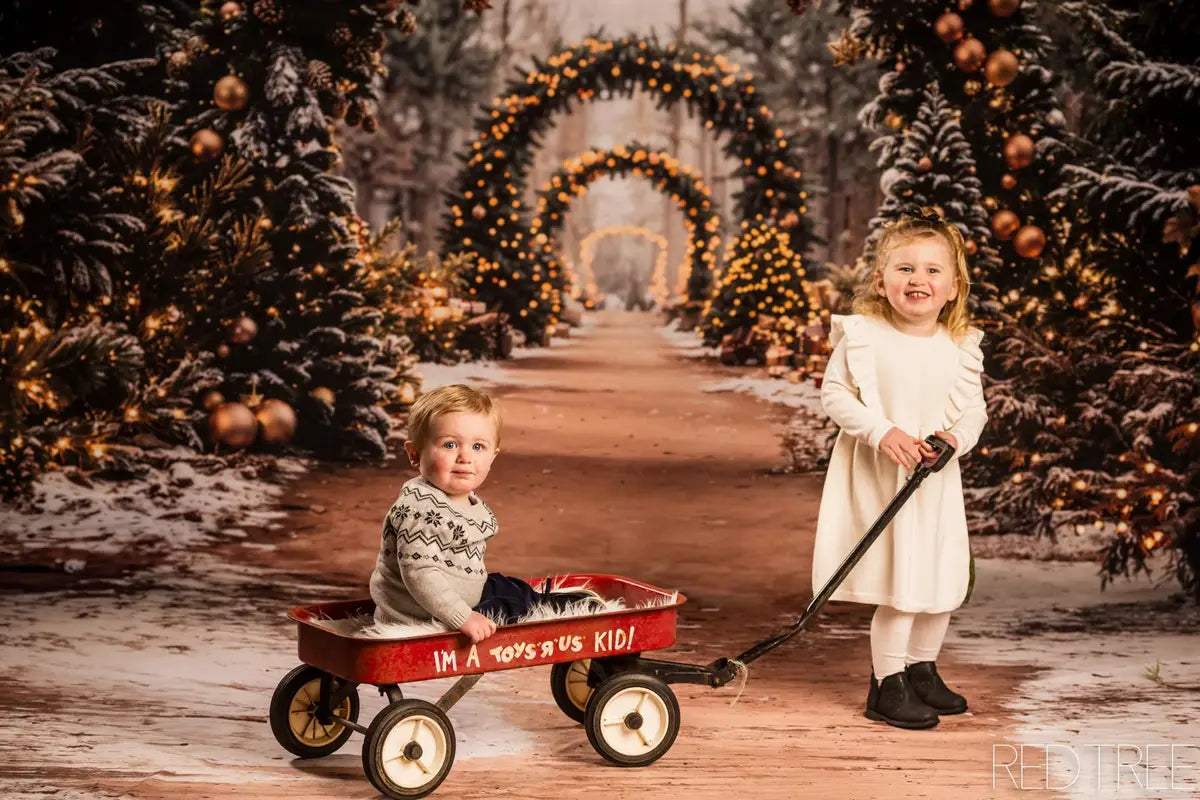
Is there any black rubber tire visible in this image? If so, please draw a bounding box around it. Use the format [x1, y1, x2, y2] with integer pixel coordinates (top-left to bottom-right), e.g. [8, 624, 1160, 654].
[584, 672, 680, 767]
[362, 699, 456, 799]
[550, 659, 594, 724]
[269, 664, 359, 759]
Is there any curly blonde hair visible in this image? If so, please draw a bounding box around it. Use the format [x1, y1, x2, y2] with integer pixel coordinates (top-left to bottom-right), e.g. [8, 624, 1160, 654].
[852, 212, 973, 341]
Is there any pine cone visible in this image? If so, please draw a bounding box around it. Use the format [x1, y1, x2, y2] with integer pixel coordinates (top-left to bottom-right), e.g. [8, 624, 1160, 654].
[397, 8, 417, 35]
[253, 0, 284, 24]
[305, 59, 334, 91]
[330, 23, 353, 47]
[462, 0, 492, 13]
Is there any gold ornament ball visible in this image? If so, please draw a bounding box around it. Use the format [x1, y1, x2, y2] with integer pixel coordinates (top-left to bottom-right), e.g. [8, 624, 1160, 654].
[209, 402, 257, 449]
[964, 239, 978, 256]
[190, 128, 224, 160]
[991, 209, 1021, 241]
[1013, 224, 1046, 258]
[934, 12, 965, 43]
[216, 343, 231, 359]
[985, 49, 1019, 86]
[309, 386, 335, 406]
[471, 204, 487, 220]
[1001, 173, 1017, 190]
[884, 111, 903, 130]
[988, 0, 1020, 17]
[953, 38, 987, 72]
[214, 74, 249, 111]
[918, 156, 933, 172]
[167, 50, 191, 77]
[230, 316, 258, 344]
[256, 398, 297, 444]
[201, 390, 225, 412]
[219, 1, 243, 20]
[1004, 133, 1035, 170]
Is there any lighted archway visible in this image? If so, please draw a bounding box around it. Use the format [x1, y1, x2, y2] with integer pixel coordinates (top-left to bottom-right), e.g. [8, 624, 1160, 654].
[529, 144, 719, 306]
[441, 35, 814, 338]
[578, 225, 671, 307]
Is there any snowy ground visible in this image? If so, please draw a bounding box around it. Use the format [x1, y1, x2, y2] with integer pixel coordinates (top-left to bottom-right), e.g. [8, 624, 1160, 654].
[662, 320, 1200, 800]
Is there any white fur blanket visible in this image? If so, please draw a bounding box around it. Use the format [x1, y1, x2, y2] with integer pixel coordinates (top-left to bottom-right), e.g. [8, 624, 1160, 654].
[313, 581, 679, 641]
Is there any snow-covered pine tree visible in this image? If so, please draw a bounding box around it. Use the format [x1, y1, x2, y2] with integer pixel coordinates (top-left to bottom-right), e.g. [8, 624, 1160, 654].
[866, 82, 1001, 287]
[163, 1, 412, 459]
[837, 0, 1068, 317]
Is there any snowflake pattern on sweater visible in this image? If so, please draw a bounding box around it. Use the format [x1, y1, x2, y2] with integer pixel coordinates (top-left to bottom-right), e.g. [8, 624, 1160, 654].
[369, 476, 498, 629]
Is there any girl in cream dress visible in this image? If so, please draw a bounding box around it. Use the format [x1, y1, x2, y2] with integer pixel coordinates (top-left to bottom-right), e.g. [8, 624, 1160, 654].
[812, 211, 988, 730]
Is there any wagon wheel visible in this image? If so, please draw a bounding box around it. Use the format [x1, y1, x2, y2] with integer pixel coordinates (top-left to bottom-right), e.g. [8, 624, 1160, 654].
[550, 659, 594, 724]
[269, 665, 359, 758]
[585, 673, 680, 767]
[363, 699, 455, 799]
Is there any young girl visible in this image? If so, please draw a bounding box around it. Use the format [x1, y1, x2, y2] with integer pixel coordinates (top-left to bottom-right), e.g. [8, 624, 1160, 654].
[812, 211, 988, 730]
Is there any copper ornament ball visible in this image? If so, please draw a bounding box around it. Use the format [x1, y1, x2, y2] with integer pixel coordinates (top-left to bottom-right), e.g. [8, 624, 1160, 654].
[209, 402, 257, 449]
[1001, 173, 1018, 190]
[964, 239, 979, 256]
[219, 1, 243, 20]
[988, 0, 1020, 17]
[189, 128, 223, 160]
[1004, 133, 1035, 170]
[991, 209, 1021, 241]
[953, 38, 987, 72]
[256, 398, 297, 444]
[1013, 224, 1046, 258]
[934, 12, 964, 43]
[985, 49, 1019, 87]
[216, 343, 231, 359]
[471, 204, 487, 220]
[230, 316, 258, 344]
[918, 156, 933, 172]
[213, 74, 249, 111]
[200, 390, 225, 412]
[309, 386, 336, 406]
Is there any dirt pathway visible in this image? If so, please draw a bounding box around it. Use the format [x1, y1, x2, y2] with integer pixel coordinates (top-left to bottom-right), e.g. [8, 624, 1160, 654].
[3, 310, 1049, 800]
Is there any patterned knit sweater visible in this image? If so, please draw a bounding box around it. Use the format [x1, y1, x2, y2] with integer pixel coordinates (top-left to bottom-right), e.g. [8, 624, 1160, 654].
[368, 476, 499, 629]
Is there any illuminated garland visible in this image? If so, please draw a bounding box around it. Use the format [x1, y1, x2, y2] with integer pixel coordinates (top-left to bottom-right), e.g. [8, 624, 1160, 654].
[578, 225, 670, 306]
[441, 34, 814, 338]
[530, 145, 718, 306]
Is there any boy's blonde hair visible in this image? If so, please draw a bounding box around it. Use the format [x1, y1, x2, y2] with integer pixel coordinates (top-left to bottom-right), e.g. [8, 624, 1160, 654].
[407, 384, 502, 448]
[852, 210, 973, 341]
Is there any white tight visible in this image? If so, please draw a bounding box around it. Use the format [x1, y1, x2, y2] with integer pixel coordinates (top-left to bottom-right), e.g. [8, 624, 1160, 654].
[870, 605, 952, 679]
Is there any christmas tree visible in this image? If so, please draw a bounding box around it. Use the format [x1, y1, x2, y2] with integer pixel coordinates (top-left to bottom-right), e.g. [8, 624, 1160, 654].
[866, 82, 1002, 287]
[701, 220, 811, 352]
[837, 0, 1068, 313]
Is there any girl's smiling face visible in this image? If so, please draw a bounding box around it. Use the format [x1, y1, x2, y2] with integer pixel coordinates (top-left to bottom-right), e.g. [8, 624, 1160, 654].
[877, 235, 960, 330]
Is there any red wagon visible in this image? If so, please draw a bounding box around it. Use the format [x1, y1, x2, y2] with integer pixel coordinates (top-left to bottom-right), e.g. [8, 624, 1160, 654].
[271, 438, 957, 798]
[270, 573, 695, 798]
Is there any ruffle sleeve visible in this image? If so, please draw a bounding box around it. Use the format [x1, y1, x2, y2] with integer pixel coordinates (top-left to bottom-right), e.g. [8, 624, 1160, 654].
[945, 326, 985, 429]
[828, 314, 882, 411]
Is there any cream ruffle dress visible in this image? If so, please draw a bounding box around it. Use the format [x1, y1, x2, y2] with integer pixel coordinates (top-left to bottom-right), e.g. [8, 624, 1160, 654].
[811, 313, 988, 613]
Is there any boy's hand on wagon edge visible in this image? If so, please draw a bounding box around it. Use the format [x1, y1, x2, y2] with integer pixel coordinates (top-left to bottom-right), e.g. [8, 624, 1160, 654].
[459, 611, 497, 644]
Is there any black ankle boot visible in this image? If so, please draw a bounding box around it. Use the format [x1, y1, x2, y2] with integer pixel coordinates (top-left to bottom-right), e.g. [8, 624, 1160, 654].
[905, 661, 968, 715]
[864, 671, 939, 729]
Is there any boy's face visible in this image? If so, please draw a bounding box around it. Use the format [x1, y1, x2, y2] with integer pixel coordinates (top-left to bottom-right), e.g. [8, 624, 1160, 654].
[877, 236, 959, 329]
[405, 411, 499, 501]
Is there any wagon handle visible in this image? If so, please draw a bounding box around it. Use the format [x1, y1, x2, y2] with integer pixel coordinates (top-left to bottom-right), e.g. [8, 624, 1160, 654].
[707, 435, 955, 684]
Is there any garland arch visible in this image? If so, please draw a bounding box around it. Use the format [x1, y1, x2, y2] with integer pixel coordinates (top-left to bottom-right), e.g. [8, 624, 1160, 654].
[441, 35, 815, 337]
[529, 144, 720, 305]
[579, 225, 671, 307]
